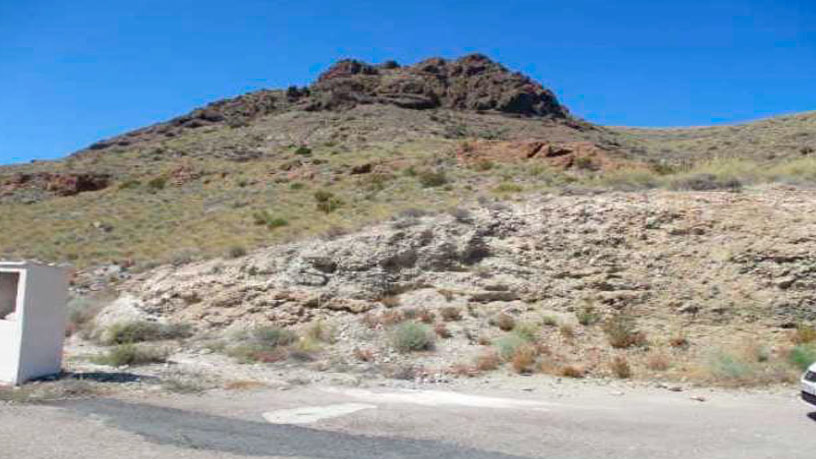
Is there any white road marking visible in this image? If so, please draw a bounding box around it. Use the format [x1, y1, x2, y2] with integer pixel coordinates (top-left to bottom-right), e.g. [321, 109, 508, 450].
[323, 388, 555, 410]
[262, 403, 377, 424]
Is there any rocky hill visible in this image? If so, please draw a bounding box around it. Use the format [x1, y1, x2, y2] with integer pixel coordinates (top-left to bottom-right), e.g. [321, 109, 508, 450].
[0, 54, 814, 272]
[1, 54, 814, 388]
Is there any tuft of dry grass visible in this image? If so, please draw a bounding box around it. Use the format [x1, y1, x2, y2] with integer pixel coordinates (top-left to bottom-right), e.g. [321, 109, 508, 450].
[646, 352, 671, 371]
[610, 356, 632, 379]
[602, 314, 647, 349]
[434, 322, 452, 338]
[224, 380, 268, 391]
[559, 323, 575, 339]
[511, 344, 538, 374]
[440, 306, 463, 321]
[559, 365, 585, 378]
[791, 323, 816, 345]
[353, 347, 375, 362]
[474, 350, 500, 371]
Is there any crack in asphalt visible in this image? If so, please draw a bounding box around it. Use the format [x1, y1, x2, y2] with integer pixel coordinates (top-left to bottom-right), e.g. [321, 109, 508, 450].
[59, 399, 530, 459]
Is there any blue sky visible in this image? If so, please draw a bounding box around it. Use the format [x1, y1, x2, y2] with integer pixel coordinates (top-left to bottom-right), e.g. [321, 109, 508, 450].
[1, 0, 814, 164]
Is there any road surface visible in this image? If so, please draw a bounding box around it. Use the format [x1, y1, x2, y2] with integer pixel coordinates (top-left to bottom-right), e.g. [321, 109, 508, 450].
[0, 382, 814, 458]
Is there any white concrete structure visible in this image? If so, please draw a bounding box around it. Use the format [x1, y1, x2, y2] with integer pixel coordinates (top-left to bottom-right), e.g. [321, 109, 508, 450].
[0, 261, 68, 385]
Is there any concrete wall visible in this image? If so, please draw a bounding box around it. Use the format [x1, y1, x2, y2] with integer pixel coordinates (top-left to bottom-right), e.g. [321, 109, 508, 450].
[0, 262, 67, 385]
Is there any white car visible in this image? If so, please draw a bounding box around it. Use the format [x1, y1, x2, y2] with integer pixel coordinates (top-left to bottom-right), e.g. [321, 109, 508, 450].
[803, 363, 816, 407]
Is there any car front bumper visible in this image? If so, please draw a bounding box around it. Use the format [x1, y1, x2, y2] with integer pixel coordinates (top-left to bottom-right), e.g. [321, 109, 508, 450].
[802, 390, 816, 406]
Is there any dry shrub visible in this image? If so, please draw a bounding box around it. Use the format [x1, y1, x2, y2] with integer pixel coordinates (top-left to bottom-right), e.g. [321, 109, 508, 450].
[610, 356, 632, 378]
[380, 296, 401, 308]
[353, 348, 375, 362]
[792, 324, 816, 345]
[380, 310, 405, 326]
[434, 322, 452, 338]
[560, 365, 585, 378]
[437, 289, 455, 301]
[669, 332, 689, 349]
[440, 306, 463, 321]
[361, 313, 379, 329]
[417, 308, 436, 324]
[224, 380, 268, 391]
[646, 352, 671, 371]
[603, 314, 647, 349]
[475, 350, 500, 371]
[448, 363, 479, 378]
[559, 323, 575, 339]
[495, 313, 516, 331]
[511, 344, 538, 374]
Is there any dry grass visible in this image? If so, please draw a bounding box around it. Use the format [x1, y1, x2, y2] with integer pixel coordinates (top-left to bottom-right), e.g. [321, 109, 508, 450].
[646, 352, 671, 371]
[791, 324, 816, 345]
[434, 322, 452, 338]
[440, 306, 463, 321]
[474, 350, 500, 371]
[602, 314, 647, 349]
[610, 356, 632, 378]
[224, 380, 268, 391]
[511, 344, 538, 374]
[353, 347, 375, 362]
[494, 313, 516, 331]
[559, 365, 585, 378]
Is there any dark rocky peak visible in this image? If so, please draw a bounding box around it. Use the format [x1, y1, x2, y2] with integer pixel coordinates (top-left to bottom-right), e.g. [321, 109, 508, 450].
[309, 54, 569, 118]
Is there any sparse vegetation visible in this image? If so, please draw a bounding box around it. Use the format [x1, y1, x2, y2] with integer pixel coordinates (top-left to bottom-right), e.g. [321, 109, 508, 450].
[390, 322, 435, 353]
[511, 344, 538, 374]
[440, 306, 462, 321]
[789, 344, 816, 371]
[495, 334, 526, 361]
[474, 350, 500, 371]
[93, 344, 168, 366]
[513, 321, 540, 342]
[102, 320, 192, 345]
[602, 314, 646, 349]
[610, 356, 632, 378]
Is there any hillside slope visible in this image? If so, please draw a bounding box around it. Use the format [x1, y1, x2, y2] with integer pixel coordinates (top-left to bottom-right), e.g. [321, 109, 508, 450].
[0, 55, 814, 272]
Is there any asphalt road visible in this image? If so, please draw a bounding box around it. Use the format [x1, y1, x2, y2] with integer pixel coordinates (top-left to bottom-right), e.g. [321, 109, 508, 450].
[0, 383, 814, 458]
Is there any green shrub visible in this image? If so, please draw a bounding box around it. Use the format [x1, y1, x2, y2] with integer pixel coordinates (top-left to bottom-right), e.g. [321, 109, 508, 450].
[147, 176, 167, 191]
[390, 323, 434, 353]
[93, 344, 168, 366]
[513, 322, 540, 342]
[244, 326, 297, 347]
[495, 334, 526, 361]
[789, 344, 816, 371]
[418, 169, 448, 188]
[707, 351, 753, 381]
[294, 145, 312, 156]
[117, 179, 141, 190]
[542, 315, 558, 327]
[103, 321, 192, 345]
[252, 210, 289, 229]
[576, 304, 600, 326]
[314, 190, 343, 213]
[494, 182, 523, 193]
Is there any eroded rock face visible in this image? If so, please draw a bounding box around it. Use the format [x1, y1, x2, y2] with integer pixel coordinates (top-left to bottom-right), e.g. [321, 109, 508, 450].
[0, 172, 110, 200]
[309, 54, 569, 117]
[456, 140, 642, 171]
[111, 189, 816, 329]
